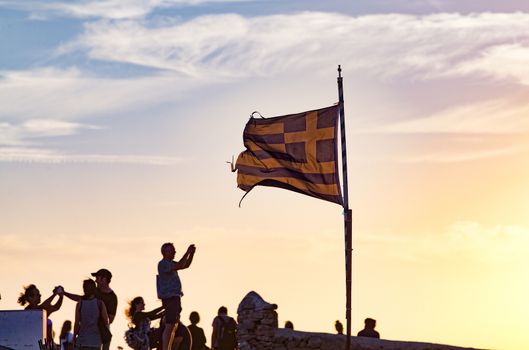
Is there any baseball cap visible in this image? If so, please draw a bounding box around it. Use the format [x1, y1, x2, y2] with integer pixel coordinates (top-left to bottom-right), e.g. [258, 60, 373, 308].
[91, 268, 112, 282]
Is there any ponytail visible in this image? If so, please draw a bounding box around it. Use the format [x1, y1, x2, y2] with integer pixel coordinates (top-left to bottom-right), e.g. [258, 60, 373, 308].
[18, 284, 37, 306]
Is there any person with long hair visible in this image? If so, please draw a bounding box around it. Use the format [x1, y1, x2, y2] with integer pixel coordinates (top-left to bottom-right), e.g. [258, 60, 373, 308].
[125, 297, 164, 350]
[18, 284, 63, 341]
[59, 320, 74, 350]
[74, 279, 109, 350]
[63, 269, 117, 350]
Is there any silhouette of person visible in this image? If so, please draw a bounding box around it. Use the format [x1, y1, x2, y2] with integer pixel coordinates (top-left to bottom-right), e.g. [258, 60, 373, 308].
[211, 306, 237, 350]
[335, 320, 343, 335]
[126, 296, 164, 350]
[157, 242, 196, 350]
[284, 321, 293, 330]
[74, 279, 110, 349]
[92, 269, 118, 350]
[63, 268, 117, 350]
[188, 311, 207, 350]
[357, 318, 380, 338]
[18, 284, 63, 341]
[59, 320, 74, 350]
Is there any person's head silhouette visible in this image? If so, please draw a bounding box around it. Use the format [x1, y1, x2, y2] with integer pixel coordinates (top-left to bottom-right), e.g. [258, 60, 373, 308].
[189, 311, 200, 325]
[365, 318, 376, 330]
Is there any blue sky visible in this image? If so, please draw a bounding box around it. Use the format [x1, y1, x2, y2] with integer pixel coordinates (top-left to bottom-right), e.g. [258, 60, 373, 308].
[3, 0, 529, 165]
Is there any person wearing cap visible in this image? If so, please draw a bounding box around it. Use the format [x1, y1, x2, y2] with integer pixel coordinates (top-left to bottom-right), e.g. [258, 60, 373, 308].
[62, 268, 118, 350]
[157, 242, 196, 350]
[91, 269, 118, 343]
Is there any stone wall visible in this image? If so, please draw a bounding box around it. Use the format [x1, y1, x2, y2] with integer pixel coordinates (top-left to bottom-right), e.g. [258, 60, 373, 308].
[236, 292, 482, 350]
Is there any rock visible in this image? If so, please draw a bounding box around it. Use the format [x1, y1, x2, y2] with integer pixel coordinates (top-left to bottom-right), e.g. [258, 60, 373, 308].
[238, 291, 278, 314]
[239, 320, 256, 331]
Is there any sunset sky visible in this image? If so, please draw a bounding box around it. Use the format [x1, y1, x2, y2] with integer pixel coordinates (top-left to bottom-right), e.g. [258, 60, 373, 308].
[1, 1, 529, 350]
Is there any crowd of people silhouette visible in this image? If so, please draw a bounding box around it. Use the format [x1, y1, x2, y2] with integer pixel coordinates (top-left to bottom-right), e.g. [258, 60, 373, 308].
[15, 242, 380, 350]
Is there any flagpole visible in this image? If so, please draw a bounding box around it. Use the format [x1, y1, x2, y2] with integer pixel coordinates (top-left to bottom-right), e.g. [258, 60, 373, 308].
[337, 65, 352, 350]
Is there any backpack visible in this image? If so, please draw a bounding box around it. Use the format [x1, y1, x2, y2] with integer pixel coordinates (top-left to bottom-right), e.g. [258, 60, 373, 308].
[124, 326, 148, 349]
[218, 317, 237, 350]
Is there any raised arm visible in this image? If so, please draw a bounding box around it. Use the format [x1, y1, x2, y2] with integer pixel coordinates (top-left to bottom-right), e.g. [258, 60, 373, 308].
[173, 244, 196, 270]
[47, 293, 63, 314]
[40, 290, 63, 315]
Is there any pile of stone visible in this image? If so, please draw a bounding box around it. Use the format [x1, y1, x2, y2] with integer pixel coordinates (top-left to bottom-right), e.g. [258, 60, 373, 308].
[237, 291, 278, 350]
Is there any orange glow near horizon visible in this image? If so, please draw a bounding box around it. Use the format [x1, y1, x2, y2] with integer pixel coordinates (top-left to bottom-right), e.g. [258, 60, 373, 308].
[2, 6, 529, 350]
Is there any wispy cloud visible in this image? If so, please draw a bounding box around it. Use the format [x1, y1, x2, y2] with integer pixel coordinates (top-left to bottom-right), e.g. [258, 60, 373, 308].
[358, 221, 529, 264]
[353, 94, 529, 163]
[0, 68, 201, 165]
[0, 119, 100, 146]
[0, 147, 184, 164]
[56, 12, 529, 82]
[0, 69, 191, 165]
[5, 12, 529, 165]
[395, 145, 524, 163]
[364, 97, 529, 134]
[0, 0, 249, 20]
[454, 43, 529, 86]
[445, 221, 529, 263]
[0, 67, 204, 121]
[6, 12, 529, 123]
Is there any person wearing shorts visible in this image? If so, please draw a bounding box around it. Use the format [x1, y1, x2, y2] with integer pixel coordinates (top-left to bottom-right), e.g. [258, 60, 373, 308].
[157, 242, 196, 350]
